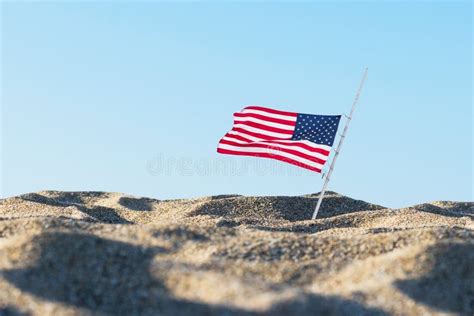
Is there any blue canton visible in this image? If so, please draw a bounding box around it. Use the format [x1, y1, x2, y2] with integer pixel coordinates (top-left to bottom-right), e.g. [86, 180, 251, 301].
[291, 114, 341, 146]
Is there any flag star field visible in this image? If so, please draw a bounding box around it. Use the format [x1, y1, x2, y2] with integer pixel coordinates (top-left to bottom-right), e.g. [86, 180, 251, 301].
[291, 114, 341, 146]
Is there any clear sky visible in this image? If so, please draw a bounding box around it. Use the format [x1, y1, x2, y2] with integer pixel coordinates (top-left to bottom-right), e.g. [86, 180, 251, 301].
[1, 2, 472, 207]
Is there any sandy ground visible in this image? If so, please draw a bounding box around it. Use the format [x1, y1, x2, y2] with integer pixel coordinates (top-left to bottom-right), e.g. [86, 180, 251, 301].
[0, 191, 472, 316]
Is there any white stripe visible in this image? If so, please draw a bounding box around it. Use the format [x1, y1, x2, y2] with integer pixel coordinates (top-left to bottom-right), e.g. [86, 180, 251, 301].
[233, 124, 293, 139]
[221, 137, 329, 161]
[221, 136, 248, 144]
[273, 139, 332, 152]
[234, 117, 295, 131]
[259, 142, 329, 160]
[224, 133, 332, 153]
[241, 109, 297, 122]
[217, 143, 324, 169]
[227, 131, 263, 142]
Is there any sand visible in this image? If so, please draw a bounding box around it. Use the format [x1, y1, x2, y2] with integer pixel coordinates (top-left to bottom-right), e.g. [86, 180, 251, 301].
[0, 191, 472, 315]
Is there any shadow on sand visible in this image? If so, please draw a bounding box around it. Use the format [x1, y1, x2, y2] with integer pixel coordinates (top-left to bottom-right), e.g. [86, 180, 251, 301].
[395, 242, 474, 315]
[191, 195, 383, 223]
[2, 232, 388, 315]
[249, 221, 355, 234]
[118, 196, 154, 212]
[21, 193, 132, 224]
[0, 306, 28, 316]
[413, 203, 473, 219]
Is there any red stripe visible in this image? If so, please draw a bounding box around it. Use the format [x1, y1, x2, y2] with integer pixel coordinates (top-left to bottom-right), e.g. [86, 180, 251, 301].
[243, 106, 298, 118]
[234, 120, 294, 135]
[223, 133, 331, 156]
[234, 112, 296, 127]
[223, 133, 252, 143]
[232, 127, 289, 141]
[217, 148, 321, 173]
[260, 140, 330, 156]
[218, 140, 327, 165]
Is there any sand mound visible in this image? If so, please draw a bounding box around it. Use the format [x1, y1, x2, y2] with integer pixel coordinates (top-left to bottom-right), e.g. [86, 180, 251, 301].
[0, 191, 472, 315]
[190, 191, 384, 223]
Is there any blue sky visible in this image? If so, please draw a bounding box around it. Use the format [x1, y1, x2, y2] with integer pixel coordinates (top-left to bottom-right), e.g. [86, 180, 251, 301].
[1, 2, 472, 207]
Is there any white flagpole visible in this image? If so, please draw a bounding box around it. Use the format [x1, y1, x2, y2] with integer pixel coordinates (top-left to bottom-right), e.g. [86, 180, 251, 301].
[312, 68, 368, 220]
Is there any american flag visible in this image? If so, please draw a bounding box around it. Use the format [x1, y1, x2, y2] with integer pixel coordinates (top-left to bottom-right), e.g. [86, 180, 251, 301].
[217, 106, 341, 173]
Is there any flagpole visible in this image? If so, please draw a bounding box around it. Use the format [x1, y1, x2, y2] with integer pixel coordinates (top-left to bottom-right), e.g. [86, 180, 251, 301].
[312, 68, 368, 220]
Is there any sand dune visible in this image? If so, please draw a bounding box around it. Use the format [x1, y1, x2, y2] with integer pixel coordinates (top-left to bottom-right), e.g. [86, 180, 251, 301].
[0, 191, 472, 315]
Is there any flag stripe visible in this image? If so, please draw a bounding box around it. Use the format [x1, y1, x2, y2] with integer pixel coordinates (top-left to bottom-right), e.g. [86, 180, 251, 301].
[226, 131, 262, 142]
[234, 112, 297, 127]
[232, 127, 290, 141]
[217, 143, 324, 169]
[233, 116, 295, 131]
[223, 132, 331, 155]
[221, 137, 329, 161]
[233, 120, 294, 135]
[243, 106, 298, 118]
[241, 109, 298, 122]
[262, 140, 331, 156]
[219, 139, 327, 164]
[224, 132, 258, 142]
[217, 147, 322, 172]
[218, 144, 323, 169]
